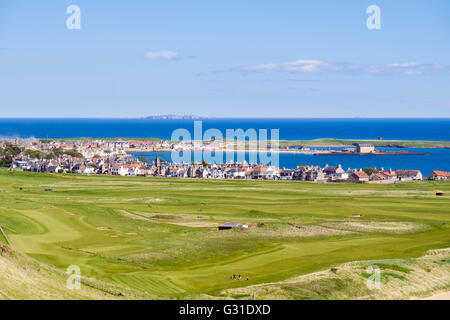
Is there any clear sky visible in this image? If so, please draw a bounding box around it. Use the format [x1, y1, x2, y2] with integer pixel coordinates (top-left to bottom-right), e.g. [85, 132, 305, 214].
[0, 0, 449, 118]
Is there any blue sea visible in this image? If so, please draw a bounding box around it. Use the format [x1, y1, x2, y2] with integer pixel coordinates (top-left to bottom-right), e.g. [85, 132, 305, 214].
[1, 118, 449, 141]
[1, 118, 449, 175]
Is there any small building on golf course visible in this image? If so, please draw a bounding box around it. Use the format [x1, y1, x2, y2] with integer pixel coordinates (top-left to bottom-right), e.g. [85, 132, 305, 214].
[218, 222, 244, 231]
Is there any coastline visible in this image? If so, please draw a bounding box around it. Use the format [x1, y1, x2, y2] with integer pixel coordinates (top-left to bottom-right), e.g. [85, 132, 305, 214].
[126, 148, 429, 155]
[278, 139, 450, 149]
[43, 137, 450, 149]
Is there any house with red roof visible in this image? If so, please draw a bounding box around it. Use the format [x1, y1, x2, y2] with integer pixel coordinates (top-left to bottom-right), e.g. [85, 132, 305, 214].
[349, 169, 369, 183]
[429, 170, 450, 180]
[380, 169, 397, 181]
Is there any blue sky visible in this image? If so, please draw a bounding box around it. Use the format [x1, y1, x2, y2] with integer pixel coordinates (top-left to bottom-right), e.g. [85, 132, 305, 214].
[0, 0, 449, 118]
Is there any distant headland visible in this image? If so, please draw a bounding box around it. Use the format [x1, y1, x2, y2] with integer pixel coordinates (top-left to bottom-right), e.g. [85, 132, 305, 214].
[143, 114, 211, 120]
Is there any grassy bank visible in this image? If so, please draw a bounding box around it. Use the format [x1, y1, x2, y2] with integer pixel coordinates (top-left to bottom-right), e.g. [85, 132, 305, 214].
[222, 248, 450, 300]
[278, 138, 450, 148]
[0, 169, 449, 299]
[0, 243, 156, 299]
[40, 137, 450, 148]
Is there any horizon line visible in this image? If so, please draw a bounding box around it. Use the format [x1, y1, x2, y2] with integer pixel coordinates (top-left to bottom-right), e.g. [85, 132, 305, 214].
[1, 117, 450, 120]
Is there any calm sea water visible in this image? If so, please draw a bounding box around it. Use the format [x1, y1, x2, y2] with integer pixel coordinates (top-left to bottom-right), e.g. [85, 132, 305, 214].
[0, 118, 449, 141]
[1, 118, 449, 175]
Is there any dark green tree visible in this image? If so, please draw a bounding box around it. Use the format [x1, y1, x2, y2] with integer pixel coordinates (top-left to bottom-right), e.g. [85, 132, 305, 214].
[363, 167, 378, 176]
[138, 156, 149, 163]
[25, 149, 43, 159]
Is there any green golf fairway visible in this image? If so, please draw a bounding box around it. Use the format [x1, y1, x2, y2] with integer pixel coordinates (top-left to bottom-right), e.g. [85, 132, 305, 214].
[0, 169, 449, 299]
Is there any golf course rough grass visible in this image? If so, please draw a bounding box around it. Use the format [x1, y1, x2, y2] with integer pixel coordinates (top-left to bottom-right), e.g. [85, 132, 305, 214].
[0, 243, 157, 300]
[0, 168, 449, 299]
[222, 248, 450, 300]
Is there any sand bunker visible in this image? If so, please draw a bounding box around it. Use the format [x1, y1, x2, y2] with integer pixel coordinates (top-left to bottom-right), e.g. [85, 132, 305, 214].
[96, 227, 109, 231]
[322, 221, 423, 233]
[65, 212, 76, 216]
[120, 210, 209, 222]
[126, 232, 138, 236]
[149, 213, 208, 220]
[152, 214, 179, 219]
[217, 224, 353, 238]
[168, 221, 219, 228]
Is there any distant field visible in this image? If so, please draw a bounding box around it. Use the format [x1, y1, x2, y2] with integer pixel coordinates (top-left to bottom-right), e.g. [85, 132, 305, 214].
[278, 138, 450, 148]
[0, 169, 449, 299]
[42, 137, 450, 149]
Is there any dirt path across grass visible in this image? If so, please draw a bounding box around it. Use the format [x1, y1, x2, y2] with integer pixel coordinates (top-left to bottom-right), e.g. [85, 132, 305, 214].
[421, 291, 450, 300]
[167, 221, 219, 228]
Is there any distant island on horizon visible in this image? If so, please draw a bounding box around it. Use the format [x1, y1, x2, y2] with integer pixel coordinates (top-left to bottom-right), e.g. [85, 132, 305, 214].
[143, 114, 212, 120]
[138, 116, 449, 120]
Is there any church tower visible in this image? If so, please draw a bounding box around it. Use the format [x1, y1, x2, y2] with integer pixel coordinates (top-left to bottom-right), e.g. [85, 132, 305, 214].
[155, 154, 161, 175]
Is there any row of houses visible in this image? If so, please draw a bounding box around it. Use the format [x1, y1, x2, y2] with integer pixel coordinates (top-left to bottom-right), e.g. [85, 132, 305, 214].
[12, 155, 127, 175]
[6, 138, 449, 183]
[288, 165, 425, 183]
[26, 138, 171, 158]
[110, 158, 281, 180]
[12, 156, 450, 183]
